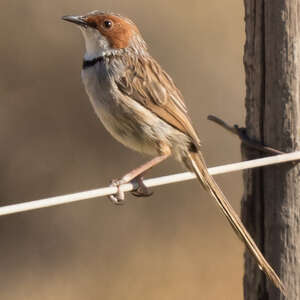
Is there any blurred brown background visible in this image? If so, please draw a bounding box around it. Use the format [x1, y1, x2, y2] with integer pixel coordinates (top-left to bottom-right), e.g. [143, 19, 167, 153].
[0, 0, 245, 299]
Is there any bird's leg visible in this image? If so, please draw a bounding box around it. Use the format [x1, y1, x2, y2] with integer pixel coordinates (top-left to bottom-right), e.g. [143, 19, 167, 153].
[109, 154, 170, 204]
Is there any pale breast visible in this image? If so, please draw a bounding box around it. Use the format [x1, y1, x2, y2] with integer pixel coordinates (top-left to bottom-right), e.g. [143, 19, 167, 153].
[81, 61, 191, 159]
[81, 64, 160, 155]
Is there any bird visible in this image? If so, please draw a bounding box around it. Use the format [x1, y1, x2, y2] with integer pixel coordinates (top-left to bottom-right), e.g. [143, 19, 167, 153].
[62, 11, 285, 294]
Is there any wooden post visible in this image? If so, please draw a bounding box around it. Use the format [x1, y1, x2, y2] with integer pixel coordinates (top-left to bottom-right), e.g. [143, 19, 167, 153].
[242, 1, 300, 299]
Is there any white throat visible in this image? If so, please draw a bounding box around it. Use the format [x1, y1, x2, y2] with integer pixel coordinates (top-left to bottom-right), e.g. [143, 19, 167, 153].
[80, 28, 112, 60]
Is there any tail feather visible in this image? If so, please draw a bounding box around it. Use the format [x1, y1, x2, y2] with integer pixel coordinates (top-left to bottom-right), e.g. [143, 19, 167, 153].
[186, 151, 286, 295]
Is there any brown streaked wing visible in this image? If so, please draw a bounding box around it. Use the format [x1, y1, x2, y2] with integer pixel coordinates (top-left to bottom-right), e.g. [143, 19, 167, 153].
[116, 56, 201, 148]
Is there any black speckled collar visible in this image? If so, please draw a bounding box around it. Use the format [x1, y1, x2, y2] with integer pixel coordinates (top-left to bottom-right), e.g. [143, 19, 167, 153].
[82, 56, 104, 69]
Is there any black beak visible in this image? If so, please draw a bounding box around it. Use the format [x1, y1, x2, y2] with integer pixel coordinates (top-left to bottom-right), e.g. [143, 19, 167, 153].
[62, 15, 88, 27]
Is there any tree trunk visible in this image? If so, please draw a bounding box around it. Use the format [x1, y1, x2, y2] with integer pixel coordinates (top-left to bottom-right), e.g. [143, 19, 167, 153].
[242, 1, 300, 299]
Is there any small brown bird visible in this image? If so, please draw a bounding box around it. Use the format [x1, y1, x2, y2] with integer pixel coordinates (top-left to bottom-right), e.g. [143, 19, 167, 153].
[62, 11, 285, 293]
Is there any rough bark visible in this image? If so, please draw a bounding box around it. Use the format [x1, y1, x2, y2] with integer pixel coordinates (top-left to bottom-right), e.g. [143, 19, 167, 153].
[242, 1, 300, 300]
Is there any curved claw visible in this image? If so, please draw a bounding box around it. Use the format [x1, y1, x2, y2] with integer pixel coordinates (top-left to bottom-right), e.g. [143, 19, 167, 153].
[109, 179, 126, 205]
[130, 176, 154, 198]
[131, 188, 153, 198]
[109, 175, 154, 204]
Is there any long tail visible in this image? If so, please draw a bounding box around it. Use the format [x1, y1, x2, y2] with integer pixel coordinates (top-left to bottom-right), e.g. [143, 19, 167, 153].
[186, 151, 285, 294]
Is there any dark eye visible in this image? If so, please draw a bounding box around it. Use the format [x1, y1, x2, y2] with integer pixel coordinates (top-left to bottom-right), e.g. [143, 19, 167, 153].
[103, 20, 112, 29]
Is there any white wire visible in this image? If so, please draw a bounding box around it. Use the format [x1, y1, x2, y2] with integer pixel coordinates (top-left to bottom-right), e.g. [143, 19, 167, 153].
[1, 151, 300, 217]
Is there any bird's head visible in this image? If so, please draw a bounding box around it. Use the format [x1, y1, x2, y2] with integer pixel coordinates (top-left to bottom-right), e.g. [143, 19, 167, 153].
[62, 11, 147, 60]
